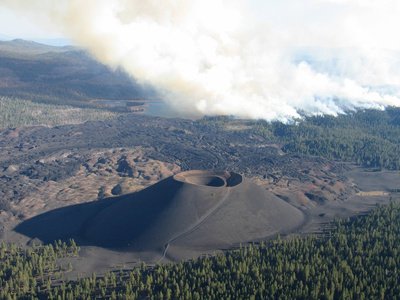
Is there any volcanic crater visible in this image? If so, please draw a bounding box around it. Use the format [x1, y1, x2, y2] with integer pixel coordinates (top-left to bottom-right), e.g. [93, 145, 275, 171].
[15, 170, 305, 262]
[174, 170, 242, 187]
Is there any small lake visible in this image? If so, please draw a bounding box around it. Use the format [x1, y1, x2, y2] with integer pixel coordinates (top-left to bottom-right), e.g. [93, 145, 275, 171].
[142, 101, 185, 118]
[92, 99, 195, 119]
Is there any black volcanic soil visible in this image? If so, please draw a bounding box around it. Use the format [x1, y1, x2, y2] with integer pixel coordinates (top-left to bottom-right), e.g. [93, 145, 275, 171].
[0, 114, 351, 235]
[0, 114, 351, 198]
[15, 171, 305, 262]
[0, 113, 398, 273]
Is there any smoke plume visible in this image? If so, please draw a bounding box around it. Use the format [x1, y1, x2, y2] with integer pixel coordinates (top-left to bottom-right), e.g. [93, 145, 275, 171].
[2, 0, 400, 120]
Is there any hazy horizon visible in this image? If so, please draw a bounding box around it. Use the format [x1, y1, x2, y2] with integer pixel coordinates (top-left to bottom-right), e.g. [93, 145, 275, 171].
[1, 0, 400, 120]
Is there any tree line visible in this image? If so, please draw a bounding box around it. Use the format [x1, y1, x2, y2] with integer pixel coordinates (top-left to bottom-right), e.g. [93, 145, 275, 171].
[1, 202, 399, 299]
[251, 107, 400, 170]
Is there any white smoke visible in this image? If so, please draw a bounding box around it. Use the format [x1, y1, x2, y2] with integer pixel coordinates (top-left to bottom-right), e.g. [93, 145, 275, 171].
[2, 0, 400, 120]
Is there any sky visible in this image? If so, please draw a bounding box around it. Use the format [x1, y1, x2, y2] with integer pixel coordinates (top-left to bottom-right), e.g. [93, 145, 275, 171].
[0, 7, 60, 39]
[0, 6, 68, 45]
[1, 0, 399, 48]
[0, 1, 310, 43]
[2, 0, 399, 49]
[0, 0, 399, 120]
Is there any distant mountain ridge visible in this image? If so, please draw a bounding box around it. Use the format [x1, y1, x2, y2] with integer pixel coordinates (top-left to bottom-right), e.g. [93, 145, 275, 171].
[0, 39, 73, 57]
[0, 39, 154, 105]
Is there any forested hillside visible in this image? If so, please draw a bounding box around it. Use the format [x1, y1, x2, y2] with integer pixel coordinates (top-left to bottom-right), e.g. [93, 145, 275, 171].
[0, 39, 153, 105]
[251, 107, 400, 170]
[1, 202, 399, 299]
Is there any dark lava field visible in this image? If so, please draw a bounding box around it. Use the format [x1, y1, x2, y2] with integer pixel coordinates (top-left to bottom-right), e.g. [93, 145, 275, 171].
[0, 112, 398, 272]
[0, 114, 347, 210]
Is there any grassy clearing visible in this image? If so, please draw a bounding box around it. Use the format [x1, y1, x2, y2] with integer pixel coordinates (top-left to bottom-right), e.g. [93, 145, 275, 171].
[0, 96, 117, 129]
